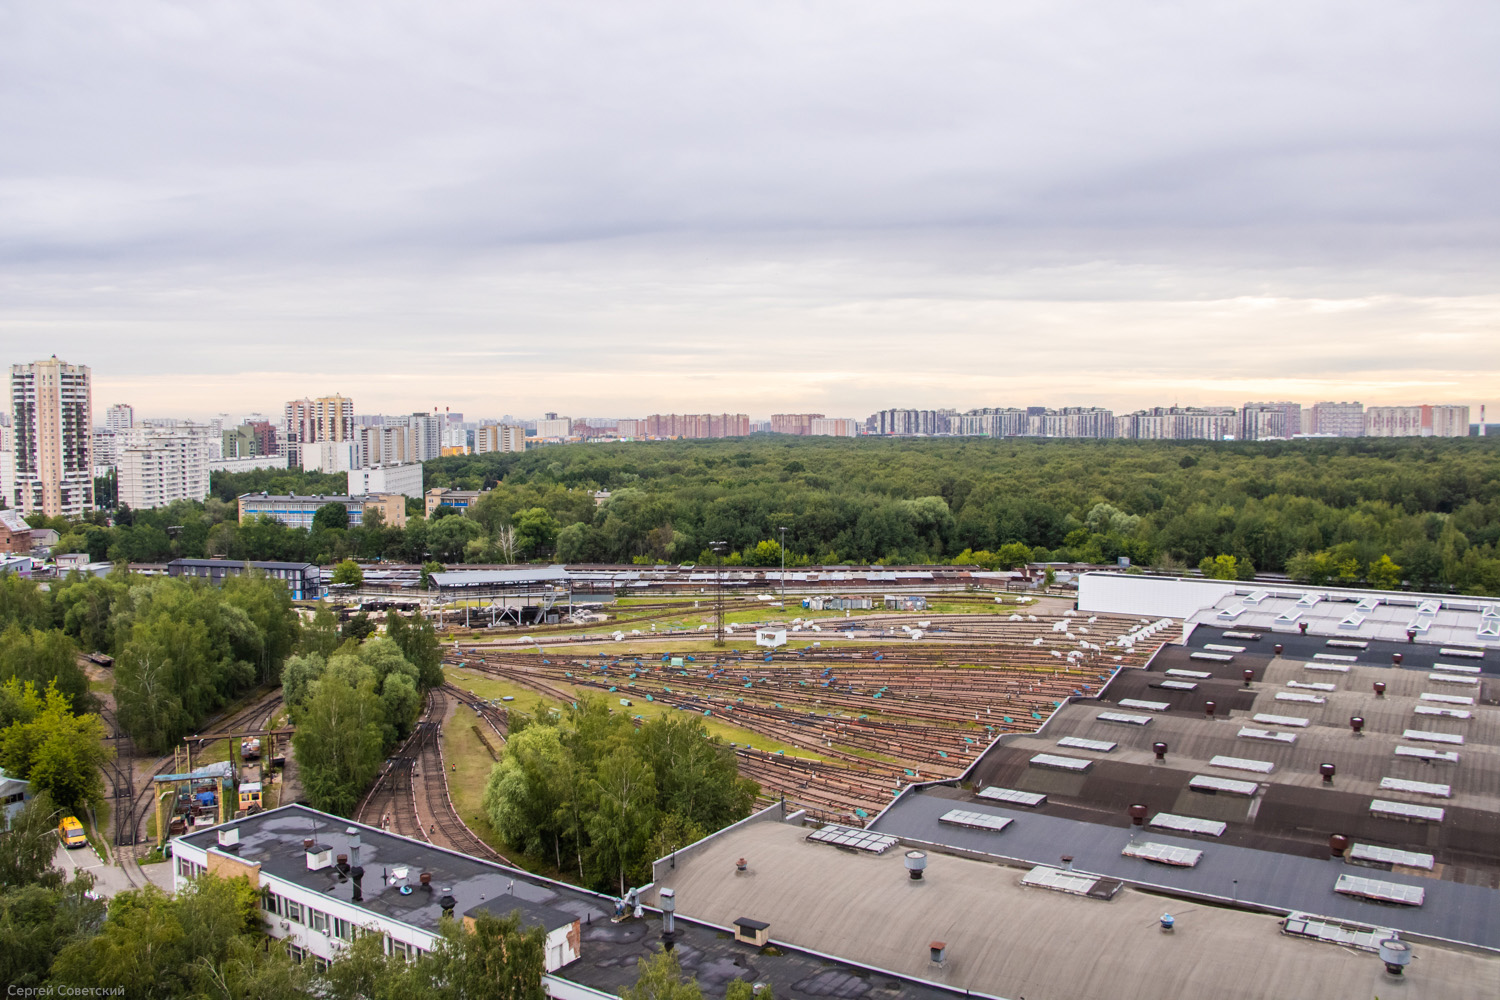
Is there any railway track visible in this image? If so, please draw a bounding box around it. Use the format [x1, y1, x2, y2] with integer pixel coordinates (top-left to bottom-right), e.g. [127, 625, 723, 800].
[115, 688, 286, 883]
[357, 688, 509, 865]
[355, 719, 427, 841]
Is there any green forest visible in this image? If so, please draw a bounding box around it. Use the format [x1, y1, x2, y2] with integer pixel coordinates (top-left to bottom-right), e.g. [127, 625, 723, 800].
[23, 436, 1500, 594]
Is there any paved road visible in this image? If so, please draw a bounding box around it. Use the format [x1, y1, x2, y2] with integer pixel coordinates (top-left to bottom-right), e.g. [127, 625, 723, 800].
[53, 839, 173, 896]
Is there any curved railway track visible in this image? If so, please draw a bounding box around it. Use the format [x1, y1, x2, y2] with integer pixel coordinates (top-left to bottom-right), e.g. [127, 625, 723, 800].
[356, 688, 509, 865]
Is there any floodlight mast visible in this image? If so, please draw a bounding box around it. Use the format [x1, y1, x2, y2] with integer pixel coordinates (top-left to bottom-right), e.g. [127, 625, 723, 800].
[710, 541, 729, 646]
[778, 527, 788, 603]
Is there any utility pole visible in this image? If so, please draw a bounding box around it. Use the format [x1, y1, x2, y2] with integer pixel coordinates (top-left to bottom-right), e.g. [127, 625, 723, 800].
[778, 526, 787, 604]
[711, 541, 728, 646]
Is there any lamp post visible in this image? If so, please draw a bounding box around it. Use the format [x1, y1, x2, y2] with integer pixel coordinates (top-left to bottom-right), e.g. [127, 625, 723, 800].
[710, 541, 728, 646]
[778, 527, 788, 604]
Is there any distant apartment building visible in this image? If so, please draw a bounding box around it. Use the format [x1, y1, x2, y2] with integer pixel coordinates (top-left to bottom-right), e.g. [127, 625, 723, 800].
[301, 440, 361, 473]
[116, 422, 214, 510]
[91, 429, 117, 474]
[357, 424, 417, 467]
[870, 409, 952, 436]
[425, 487, 490, 516]
[808, 417, 860, 437]
[1120, 406, 1238, 441]
[1240, 402, 1301, 441]
[348, 463, 423, 500]
[1309, 401, 1364, 437]
[10, 356, 93, 518]
[956, 408, 1026, 438]
[617, 418, 647, 438]
[770, 413, 824, 436]
[1033, 407, 1115, 438]
[283, 394, 354, 469]
[537, 413, 573, 439]
[642, 413, 750, 438]
[405, 412, 443, 462]
[238, 492, 407, 530]
[104, 403, 134, 433]
[0, 422, 13, 513]
[1365, 404, 1470, 438]
[474, 424, 525, 454]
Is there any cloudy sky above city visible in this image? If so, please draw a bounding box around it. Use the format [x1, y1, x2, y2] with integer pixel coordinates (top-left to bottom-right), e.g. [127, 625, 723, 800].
[3, 2, 1497, 420]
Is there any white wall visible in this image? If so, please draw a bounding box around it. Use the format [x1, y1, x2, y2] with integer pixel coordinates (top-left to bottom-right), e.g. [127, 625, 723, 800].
[1077, 573, 1236, 619]
[348, 463, 424, 500]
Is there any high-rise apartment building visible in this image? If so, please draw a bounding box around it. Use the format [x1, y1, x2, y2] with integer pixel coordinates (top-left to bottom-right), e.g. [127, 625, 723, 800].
[536, 413, 573, 439]
[10, 357, 93, 518]
[405, 412, 443, 461]
[1309, 401, 1364, 437]
[807, 417, 860, 437]
[641, 414, 750, 438]
[474, 424, 526, 454]
[1240, 401, 1301, 441]
[770, 414, 825, 436]
[1364, 404, 1470, 438]
[1120, 406, 1238, 441]
[116, 423, 214, 510]
[870, 409, 953, 436]
[283, 394, 354, 468]
[105, 403, 135, 433]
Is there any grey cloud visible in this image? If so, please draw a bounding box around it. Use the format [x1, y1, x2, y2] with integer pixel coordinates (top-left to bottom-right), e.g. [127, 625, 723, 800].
[1, 1, 1497, 417]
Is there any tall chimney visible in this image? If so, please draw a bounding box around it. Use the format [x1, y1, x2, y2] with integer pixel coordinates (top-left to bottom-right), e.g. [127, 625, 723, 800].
[351, 865, 365, 902]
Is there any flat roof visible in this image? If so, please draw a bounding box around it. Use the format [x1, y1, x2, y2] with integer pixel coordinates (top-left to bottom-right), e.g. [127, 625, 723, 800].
[178, 804, 598, 936]
[177, 805, 964, 1000]
[651, 819, 1497, 1000]
[169, 558, 318, 571]
[429, 566, 570, 587]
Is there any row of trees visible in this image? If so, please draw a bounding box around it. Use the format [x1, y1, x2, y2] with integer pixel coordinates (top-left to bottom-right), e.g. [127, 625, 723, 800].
[285, 616, 443, 815]
[484, 699, 759, 894]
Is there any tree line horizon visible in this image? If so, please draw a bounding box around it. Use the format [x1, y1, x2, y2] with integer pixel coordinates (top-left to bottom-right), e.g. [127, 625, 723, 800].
[27, 435, 1500, 596]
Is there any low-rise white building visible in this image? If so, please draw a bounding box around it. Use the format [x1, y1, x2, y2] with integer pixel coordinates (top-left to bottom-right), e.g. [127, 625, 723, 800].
[171, 805, 586, 973]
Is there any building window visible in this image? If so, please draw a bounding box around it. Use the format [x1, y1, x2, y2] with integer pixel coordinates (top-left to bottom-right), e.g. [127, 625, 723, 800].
[288, 944, 304, 963]
[333, 917, 355, 941]
[312, 957, 329, 974]
[285, 900, 303, 924]
[309, 910, 329, 934]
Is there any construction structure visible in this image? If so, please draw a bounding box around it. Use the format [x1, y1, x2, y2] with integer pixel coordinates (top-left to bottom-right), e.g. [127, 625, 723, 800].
[425, 567, 573, 625]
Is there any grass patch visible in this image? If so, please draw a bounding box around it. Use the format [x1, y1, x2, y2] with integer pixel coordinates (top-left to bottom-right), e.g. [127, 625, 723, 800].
[441, 705, 508, 851]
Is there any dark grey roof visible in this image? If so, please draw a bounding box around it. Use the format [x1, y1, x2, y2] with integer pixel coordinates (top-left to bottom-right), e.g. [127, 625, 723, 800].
[179, 805, 967, 1000]
[871, 788, 1500, 950]
[1184, 624, 1495, 675]
[179, 804, 600, 936]
[169, 558, 318, 571]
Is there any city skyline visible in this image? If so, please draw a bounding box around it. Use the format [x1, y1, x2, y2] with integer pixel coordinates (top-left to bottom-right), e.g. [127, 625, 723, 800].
[4, 5, 1498, 419]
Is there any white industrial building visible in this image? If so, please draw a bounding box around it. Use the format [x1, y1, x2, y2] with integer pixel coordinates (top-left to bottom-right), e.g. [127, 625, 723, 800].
[172, 805, 585, 974]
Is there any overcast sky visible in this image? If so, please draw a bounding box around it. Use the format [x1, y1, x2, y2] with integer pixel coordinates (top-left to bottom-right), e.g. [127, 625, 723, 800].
[3, 2, 1497, 421]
